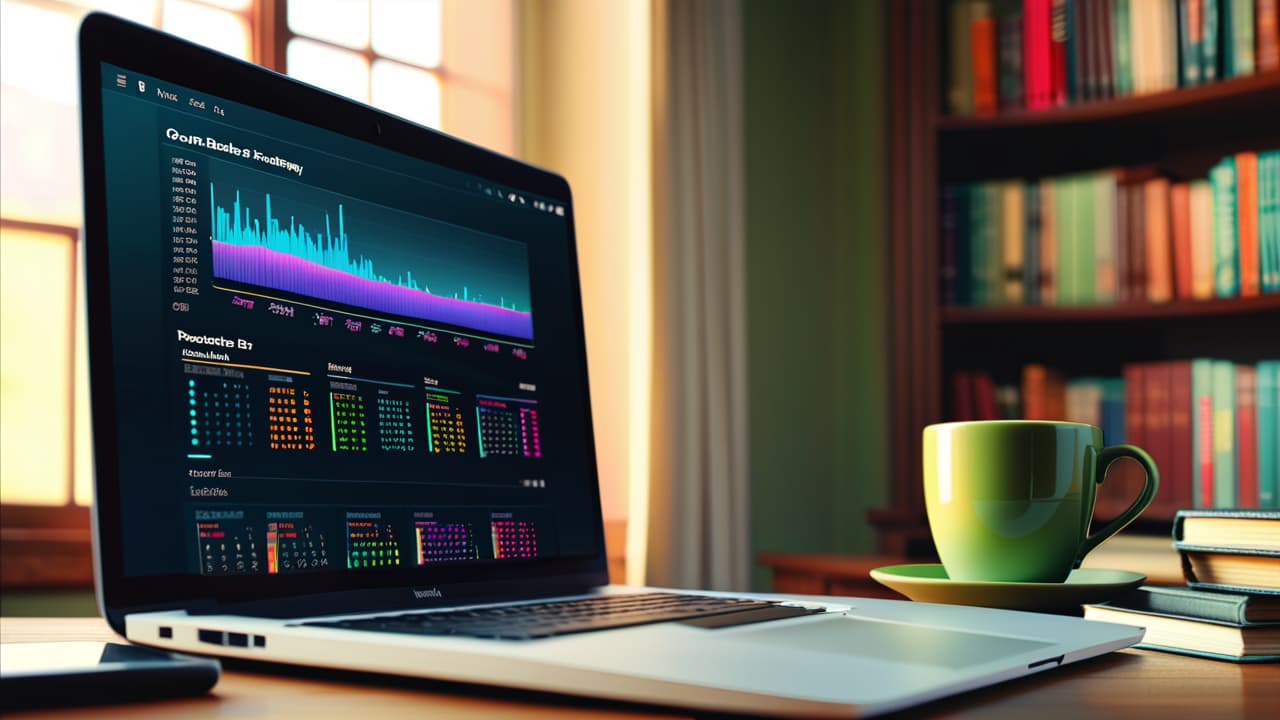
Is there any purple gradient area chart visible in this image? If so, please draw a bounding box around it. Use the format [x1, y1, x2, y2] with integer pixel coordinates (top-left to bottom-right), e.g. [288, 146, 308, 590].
[212, 241, 534, 339]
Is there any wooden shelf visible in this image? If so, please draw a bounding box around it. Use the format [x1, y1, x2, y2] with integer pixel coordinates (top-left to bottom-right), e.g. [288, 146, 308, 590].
[936, 71, 1280, 133]
[942, 294, 1280, 325]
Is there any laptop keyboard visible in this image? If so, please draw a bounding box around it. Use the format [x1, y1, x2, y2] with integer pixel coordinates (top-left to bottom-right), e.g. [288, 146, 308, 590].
[302, 592, 824, 640]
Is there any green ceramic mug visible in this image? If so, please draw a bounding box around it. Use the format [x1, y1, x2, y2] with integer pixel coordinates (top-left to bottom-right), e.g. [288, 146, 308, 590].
[923, 420, 1158, 583]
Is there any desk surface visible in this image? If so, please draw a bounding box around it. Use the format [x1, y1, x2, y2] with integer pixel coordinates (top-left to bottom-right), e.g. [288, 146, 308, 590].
[3, 616, 1277, 719]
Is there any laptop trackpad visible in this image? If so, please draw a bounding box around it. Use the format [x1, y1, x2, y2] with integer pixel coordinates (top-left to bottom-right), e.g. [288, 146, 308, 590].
[737, 615, 1055, 669]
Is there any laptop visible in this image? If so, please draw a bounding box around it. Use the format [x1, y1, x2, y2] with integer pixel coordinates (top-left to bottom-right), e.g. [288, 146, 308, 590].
[78, 13, 1142, 718]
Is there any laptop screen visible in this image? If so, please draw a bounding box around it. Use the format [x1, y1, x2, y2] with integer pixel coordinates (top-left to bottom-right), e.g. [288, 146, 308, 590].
[91, 58, 602, 588]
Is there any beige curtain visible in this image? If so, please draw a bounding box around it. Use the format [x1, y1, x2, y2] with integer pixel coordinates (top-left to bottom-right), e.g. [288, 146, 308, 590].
[644, 0, 749, 591]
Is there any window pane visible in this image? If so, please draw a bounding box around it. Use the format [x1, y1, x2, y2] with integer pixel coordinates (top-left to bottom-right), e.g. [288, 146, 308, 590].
[1, 226, 74, 506]
[63, 0, 156, 24]
[162, 0, 251, 60]
[371, 0, 441, 67]
[0, 3, 84, 226]
[371, 60, 440, 128]
[287, 38, 370, 102]
[288, 0, 369, 50]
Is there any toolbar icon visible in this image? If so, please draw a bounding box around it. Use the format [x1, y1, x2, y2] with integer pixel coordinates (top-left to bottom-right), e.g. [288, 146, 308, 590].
[138, 80, 146, 93]
[116, 73, 127, 88]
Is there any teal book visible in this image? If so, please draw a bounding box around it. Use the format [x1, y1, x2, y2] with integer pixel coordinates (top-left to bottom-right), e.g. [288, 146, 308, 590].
[1211, 158, 1239, 298]
[1202, 0, 1220, 81]
[1192, 359, 1216, 509]
[1113, 0, 1132, 94]
[1263, 152, 1280, 293]
[1178, 0, 1202, 85]
[1259, 361, 1278, 509]
[1108, 585, 1280, 625]
[1075, 174, 1095, 303]
[970, 183, 988, 305]
[988, 183, 1005, 306]
[1212, 361, 1237, 508]
[1227, 0, 1256, 77]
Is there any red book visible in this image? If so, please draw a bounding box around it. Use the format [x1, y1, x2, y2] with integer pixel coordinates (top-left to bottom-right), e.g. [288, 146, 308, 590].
[1025, 0, 1053, 109]
[1237, 365, 1259, 508]
[1050, 0, 1068, 105]
[1022, 364, 1064, 420]
[1170, 182, 1193, 300]
[975, 372, 1000, 420]
[1168, 360, 1193, 510]
[1259, 0, 1280, 72]
[1145, 362, 1173, 510]
[1195, 365, 1215, 508]
[972, 7, 999, 115]
[1236, 152, 1260, 297]
[1117, 363, 1147, 503]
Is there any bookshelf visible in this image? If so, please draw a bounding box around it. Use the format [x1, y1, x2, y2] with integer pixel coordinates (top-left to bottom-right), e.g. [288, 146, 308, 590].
[873, 0, 1280, 558]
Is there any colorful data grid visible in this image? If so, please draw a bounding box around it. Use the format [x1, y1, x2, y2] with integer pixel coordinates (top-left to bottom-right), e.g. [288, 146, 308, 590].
[490, 518, 539, 559]
[266, 519, 328, 573]
[414, 521, 478, 563]
[346, 518, 401, 568]
[425, 392, 468, 454]
[267, 384, 315, 451]
[476, 396, 541, 458]
[375, 395, 416, 452]
[195, 510, 260, 575]
[188, 377, 253, 449]
[330, 391, 369, 452]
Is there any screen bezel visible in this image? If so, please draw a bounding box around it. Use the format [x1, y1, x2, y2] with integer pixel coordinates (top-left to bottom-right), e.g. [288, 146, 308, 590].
[79, 12, 608, 632]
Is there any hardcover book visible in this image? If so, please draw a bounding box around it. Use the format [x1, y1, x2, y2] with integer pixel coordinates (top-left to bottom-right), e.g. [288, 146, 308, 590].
[1083, 596, 1280, 662]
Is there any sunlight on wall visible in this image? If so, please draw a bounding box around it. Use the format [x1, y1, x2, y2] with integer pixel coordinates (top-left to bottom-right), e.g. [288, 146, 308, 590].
[518, 1, 652, 583]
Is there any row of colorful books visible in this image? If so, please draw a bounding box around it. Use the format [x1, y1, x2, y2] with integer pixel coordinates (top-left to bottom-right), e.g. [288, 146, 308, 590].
[951, 360, 1280, 509]
[940, 150, 1280, 307]
[1084, 509, 1278, 662]
[947, 0, 1280, 116]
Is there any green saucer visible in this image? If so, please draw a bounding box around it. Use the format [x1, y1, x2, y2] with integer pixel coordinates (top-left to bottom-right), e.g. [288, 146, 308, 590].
[869, 564, 1146, 612]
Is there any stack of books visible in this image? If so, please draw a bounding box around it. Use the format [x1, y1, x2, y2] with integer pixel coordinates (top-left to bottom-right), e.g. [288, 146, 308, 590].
[947, 0, 1280, 116]
[951, 359, 1280, 509]
[939, 150, 1280, 307]
[1084, 509, 1280, 662]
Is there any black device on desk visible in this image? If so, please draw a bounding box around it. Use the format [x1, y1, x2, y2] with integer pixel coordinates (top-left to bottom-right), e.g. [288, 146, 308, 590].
[0, 642, 219, 709]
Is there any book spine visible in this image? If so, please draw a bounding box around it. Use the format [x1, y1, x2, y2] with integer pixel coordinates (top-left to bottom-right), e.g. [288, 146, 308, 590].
[1260, 0, 1280, 72]
[1056, 177, 1077, 303]
[942, 185, 959, 306]
[1024, 364, 1048, 419]
[1189, 180, 1216, 299]
[1231, 0, 1255, 75]
[1191, 359, 1216, 509]
[1121, 362, 1146, 502]
[972, 184, 989, 304]
[1094, 172, 1118, 302]
[1212, 158, 1239, 298]
[1237, 365, 1259, 508]
[1171, 182, 1194, 299]
[1076, 175, 1096, 303]
[1170, 360, 1194, 510]
[1098, 0, 1115, 98]
[972, 2, 1001, 115]
[1003, 181, 1026, 302]
[957, 185, 973, 305]
[1212, 360, 1237, 508]
[1203, 0, 1220, 81]
[1027, 0, 1054, 108]
[1115, 175, 1131, 301]
[949, 0, 977, 114]
[988, 184, 1005, 305]
[1130, 182, 1149, 301]
[1126, 587, 1253, 625]
[1180, 0, 1203, 85]
[1000, 5, 1026, 109]
[1068, 0, 1083, 101]
[1164, 0, 1179, 89]
[1236, 152, 1260, 297]
[1269, 152, 1280, 293]
[1259, 361, 1279, 508]
[1025, 180, 1042, 304]
[1147, 362, 1174, 509]
[1146, 178, 1174, 303]
[1262, 153, 1275, 293]
[1052, 0, 1070, 104]
[1114, 0, 1133, 93]
[1041, 180, 1058, 302]
[1102, 377, 1126, 444]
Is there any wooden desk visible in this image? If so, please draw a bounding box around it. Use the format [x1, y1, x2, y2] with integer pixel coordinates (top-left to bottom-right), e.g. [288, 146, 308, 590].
[3, 617, 1277, 719]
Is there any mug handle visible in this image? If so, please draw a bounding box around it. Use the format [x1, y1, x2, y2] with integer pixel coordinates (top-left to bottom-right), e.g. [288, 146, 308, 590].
[1073, 444, 1159, 567]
